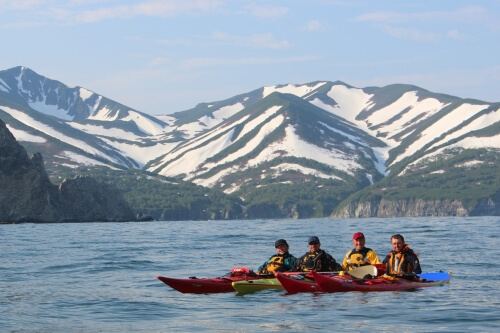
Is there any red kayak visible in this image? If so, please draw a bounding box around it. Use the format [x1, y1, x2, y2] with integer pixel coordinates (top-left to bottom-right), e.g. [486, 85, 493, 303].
[274, 273, 322, 293]
[311, 270, 451, 293]
[156, 267, 262, 294]
[275, 264, 386, 294]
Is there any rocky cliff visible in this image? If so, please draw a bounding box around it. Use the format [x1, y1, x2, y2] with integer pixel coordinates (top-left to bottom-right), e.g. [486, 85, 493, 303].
[332, 196, 500, 218]
[0, 119, 136, 223]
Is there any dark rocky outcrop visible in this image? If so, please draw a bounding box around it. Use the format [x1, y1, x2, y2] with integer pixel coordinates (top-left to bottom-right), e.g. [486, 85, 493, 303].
[0, 119, 136, 223]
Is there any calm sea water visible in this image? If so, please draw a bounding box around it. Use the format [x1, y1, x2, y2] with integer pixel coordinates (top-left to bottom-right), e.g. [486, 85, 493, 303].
[1, 217, 500, 332]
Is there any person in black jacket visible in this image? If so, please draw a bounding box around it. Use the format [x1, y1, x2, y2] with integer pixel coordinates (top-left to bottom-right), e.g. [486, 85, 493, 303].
[294, 236, 342, 272]
[383, 234, 422, 278]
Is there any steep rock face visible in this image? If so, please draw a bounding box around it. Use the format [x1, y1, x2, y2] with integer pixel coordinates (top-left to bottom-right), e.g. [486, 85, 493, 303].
[0, 119, 136, 223]
[0, 120, 57, 222]
[470, 195, 500, 216]
[332, 198, 470, 218]
[58, 175, 136, 222]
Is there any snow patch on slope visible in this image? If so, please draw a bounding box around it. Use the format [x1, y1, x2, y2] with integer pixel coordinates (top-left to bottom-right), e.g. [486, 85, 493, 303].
[121, 111, 166, 135]
[175, 102, 245, 138]
[213, 102, 245, 121]
[366, 92, 449, 147]
[57, 151, 120, 169]
[199, 113, 285, 174]
[153, 106, 282, 173]
[159, 127, 237, 177]
[68, 122, 143, 139]
[0, 105, 126, 166]
[88, 104, 119, 121]
[401, 132, 500, 175]
[29, 100, 73, 121]
[270, 163, 341, 180]
[263, 82, 326, 98]
[248, 125, 361, 175]
[428, 106, 500, 151]
[0, 78, 10, 92]
[391, 103, 490, 165]
[313, 85, 374, 125]
[79, 87, 93, 101]
[6, 125, 46, 143]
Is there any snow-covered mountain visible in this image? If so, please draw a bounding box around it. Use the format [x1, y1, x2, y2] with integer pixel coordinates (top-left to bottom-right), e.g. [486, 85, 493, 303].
[2, 66, 500, 216]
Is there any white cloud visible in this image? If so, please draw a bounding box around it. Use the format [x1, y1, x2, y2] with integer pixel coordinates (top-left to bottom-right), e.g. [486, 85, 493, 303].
[244, 3, 288, 18]
[380, 24, 442, 42]
[1, 0, 225, 24]
[0, 0, 48, 10]
[147, 57, 170, 67]
[75, 1, 225, 23]
[210, 32, 290, 49]
[180, 55, 321, 70]
[354, 5, 499, 31]
[302, 20, 327, 32]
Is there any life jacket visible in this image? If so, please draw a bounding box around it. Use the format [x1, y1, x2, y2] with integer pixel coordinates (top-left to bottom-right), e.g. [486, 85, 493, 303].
[386, 245, 419, 275]
[345, 247, 372, 270]
[298, 251, 324, 272]
[260, 254, 289, 274]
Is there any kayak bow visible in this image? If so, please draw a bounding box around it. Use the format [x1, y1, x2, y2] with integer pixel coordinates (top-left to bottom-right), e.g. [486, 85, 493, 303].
[156, 273, 262, 294]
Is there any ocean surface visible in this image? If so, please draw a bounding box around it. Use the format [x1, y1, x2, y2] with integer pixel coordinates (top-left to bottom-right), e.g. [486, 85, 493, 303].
[1, 217, 499, 332]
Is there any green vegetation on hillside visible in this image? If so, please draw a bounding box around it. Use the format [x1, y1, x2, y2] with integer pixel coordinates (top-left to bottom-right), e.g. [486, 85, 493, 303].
[337, 148, 500, 211]
[48, 166, 244, 221]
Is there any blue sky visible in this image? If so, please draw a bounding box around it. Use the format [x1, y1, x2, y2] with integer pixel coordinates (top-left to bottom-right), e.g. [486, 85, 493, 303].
[1, 0, 499, 115]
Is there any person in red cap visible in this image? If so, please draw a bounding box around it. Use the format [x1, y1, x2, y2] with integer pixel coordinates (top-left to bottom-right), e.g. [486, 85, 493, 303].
[257, 239, 297, 275]
[342, 232, 381, 271]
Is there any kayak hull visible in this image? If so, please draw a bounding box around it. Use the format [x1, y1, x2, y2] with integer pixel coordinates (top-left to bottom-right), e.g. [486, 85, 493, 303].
[274, 265, 385, 294]
[156, 274, 261, 294]
[232, 278, 284, 294]
[274, 273, 322, 293]
[312, 270, 451, 293]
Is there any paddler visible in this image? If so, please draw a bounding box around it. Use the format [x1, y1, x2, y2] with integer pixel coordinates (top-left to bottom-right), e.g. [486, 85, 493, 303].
[257, 239, 297, 275]
[383, 233, 422, 279]
[294, 236, 342, 272]
[342, 232, 381, 271]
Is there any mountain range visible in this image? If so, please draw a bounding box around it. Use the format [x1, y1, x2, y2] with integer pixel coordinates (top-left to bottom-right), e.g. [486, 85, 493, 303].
[2, 66, 500, 219]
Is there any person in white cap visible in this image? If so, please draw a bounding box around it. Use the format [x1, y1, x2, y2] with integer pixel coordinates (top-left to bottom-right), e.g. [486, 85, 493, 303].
[294, 236, 342, 272]
[342, 232, 381, 271]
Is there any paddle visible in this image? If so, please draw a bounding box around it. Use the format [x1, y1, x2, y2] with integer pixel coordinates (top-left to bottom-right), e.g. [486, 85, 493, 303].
[345, 265, 378, 279]
[230, 265, 379, 280]
[288, 265, 379, 280]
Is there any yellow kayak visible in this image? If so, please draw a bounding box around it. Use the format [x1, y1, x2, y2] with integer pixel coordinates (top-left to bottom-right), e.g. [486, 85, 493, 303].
[232, 278, 284, 294]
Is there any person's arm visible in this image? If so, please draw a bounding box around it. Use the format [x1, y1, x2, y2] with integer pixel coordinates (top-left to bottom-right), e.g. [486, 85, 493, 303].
[257, 258, 270, 273]
[367, 250, 382, 264]
[284, 255, 297, 271]
[382, 254, 390, 275]
[292, 256, 302, 272]
[341, 251, 349, 270]
[410, 254, 422, 274]
[325, 252, 342, 271]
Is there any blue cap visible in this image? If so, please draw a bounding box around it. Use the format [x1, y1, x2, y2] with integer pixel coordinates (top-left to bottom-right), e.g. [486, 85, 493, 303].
[308, 236, 320, 244]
